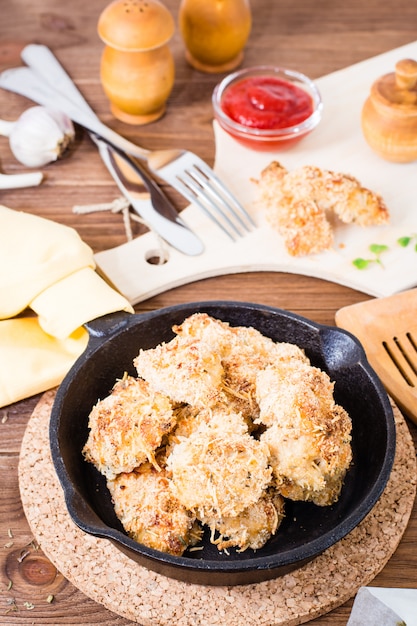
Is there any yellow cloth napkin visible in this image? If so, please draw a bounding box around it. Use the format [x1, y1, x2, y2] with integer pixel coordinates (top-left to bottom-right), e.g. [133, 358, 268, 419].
[0, 205, 133, 407]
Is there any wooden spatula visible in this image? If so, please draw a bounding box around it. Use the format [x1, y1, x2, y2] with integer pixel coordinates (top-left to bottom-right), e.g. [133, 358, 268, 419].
[335, 288, 417, 425]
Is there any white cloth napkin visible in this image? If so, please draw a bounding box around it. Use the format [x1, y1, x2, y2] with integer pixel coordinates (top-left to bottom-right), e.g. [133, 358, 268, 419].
[348, 587, 417, 625]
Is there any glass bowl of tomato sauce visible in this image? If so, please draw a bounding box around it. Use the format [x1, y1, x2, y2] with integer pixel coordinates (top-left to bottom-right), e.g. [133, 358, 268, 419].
[212, 65, 323, 150]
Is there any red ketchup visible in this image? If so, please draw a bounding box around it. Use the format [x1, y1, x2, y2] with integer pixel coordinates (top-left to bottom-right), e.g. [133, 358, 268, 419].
[220, 75, 314, 149]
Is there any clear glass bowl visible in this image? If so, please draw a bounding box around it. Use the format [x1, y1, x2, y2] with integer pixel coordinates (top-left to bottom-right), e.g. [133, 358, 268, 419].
[212, 65, 323, 151]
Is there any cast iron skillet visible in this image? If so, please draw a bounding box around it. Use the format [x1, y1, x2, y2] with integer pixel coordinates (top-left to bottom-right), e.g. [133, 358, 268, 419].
[49, 301, 396, 586]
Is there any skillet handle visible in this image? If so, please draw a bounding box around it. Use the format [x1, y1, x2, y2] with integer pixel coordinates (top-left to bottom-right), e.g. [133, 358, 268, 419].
[65, 488, 115, 537]
[84, 311, 133, 341]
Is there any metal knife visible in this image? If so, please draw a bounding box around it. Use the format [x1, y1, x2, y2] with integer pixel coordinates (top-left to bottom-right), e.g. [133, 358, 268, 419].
[92, 136, 204, 256]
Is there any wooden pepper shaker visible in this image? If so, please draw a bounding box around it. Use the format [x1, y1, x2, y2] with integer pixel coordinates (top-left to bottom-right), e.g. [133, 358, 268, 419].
[97, 0, 175, 125]
[179, 0, 252, 73]
[361, 58, 417, 162]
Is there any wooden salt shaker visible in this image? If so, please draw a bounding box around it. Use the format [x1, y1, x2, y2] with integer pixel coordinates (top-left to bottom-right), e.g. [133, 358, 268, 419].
[361, 58, 417, 162]
[97, 0, 175, 125]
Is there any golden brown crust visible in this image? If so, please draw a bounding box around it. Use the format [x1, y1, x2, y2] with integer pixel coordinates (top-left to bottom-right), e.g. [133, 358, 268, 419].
[167, 411, 272, 519]
[107, 464, 200, 557]
[257, 363, 352, 506]
[134, 332, 226, 408]
[82, 375, 175, 479]
[276, 199, 334, 257]
[203, 488, 286, 552]
[84, 313, 353, 554]
[256, 160, 389, 257]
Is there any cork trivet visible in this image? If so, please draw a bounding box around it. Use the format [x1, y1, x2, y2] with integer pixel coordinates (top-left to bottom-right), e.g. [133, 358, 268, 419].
[19, 391, 416, 626]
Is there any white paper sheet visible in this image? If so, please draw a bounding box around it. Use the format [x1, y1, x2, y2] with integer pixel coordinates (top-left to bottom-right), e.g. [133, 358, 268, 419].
[369, 587, 417, 625]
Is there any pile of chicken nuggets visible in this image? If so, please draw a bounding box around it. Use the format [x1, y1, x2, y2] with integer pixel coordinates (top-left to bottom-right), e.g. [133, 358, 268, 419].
[83, 313, 352, 556]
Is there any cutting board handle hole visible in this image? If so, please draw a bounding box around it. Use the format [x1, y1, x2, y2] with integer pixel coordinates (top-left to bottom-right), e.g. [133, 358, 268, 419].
[145, 248, 169, 266]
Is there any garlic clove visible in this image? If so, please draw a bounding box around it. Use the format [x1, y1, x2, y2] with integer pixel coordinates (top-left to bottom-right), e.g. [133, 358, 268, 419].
[1, 106, 75, 168]
[0, 171, 43, 189]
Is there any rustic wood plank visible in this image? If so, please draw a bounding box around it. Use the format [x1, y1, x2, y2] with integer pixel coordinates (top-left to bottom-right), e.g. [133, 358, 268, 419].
[1, 0, 417, 623]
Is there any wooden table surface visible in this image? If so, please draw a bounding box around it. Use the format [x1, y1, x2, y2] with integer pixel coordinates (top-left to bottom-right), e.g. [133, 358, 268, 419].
[1, 0, 417, 623]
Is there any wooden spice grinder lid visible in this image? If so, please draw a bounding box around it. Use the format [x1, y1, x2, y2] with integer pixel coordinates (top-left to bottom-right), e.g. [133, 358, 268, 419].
[98, 0, 175, 52]
[361, 58, 417, 162]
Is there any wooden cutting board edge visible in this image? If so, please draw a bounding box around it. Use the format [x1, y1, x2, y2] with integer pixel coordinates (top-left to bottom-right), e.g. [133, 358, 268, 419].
[335, 287, 417, 425]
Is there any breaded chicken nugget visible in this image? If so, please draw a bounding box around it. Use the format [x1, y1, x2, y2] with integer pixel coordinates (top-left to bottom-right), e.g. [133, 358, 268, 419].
[165, 405, 212, 456]
[177, 315, 308, 422]
[256, 160, 389, 256]
[291, 164, 389, 226]
[172, 314, 267, 421]
[274, 198, 334, 257]
[257, 362, 352, 506]
[172, 312, 233, 345]
[222, 324, 309, 405]
[83, 375, 175, 479]
[138, 313, 308, 424]
[255, 361, 334, 428]
[203, 488, 285, 552]
[134, 333, 225, 408]
[107, 463, 201, 556]
[167, 411, 272, 519]
[260, 161, 389, 227]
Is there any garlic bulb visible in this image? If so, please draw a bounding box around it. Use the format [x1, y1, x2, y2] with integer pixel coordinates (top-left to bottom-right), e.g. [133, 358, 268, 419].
[0, 106, 75, 167]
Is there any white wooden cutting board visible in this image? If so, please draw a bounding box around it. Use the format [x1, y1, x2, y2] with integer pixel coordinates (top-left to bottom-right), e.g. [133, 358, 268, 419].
[95, 40, 417, 305]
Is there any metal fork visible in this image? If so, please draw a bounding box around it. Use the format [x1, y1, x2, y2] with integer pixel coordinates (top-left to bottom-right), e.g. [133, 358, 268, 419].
[0, 44, 256, 241]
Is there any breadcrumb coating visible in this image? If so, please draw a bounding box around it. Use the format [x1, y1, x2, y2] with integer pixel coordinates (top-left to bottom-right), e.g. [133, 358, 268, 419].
[167, 411, 272, 519]
[83, 313, 353, 554]
[173, 313, 309, 423]
[82, 375, 175, 479]
[256, 160, 389, 256]
[134, 332, 226, 408]
[203, 488, 285, 552]
[107, 462, 201, 556]
[276, 199, 334, 257]
[257, 363, 352, 505]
